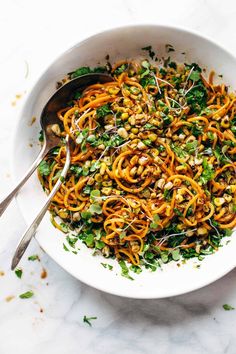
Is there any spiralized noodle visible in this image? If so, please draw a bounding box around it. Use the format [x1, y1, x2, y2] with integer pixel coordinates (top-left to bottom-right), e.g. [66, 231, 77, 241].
[38, 58, 236, 270]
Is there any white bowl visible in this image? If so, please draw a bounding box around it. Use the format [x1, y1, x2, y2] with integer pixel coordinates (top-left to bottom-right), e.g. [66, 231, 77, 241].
[12, 24, 236, 299]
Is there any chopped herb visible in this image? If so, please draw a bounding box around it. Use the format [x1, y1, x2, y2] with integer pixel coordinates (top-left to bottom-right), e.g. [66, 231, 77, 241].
[186, 84, 207, 114]
[89, 203, 102, 215]
[38, 130, 44, 142]
[170, 143, 187, 158]
[15, 268, 22, 279]
[83, 315, 97, 326]
[223, 304, 235, 311]
[207, 131, 215, 140]
[114, 63, 128, 75]
[28, 255, 39, 261]
[130, 265, 142, 274]
[189, 70, 200, 82]
[140, 75, 156, 88]
[191, 123, 203, 137]
[168, 61, 177, 69]
[60, 223, 69, 233]
[185, 140, 198, 154]
[171, 249, 181, 261]
[142, 45, 155, 59]
[81, 211, 92, 220]
[71, 66, 106, 79]
[19, 291, 34, 299]
[199, 158, 214, 184]
[101, 263, 113, 270]
[38, 160, 51, 176]
[160, 251, 169, 263]
[224, 229, 233, 237]
[95, 240, 105, 249]
[90, 161, 101, 172]
[163, 189, 171, 201]
[84, 234, 94, 247]
[174, 208, 184, 217]
[96, 104, 112, 118]
[119, 260, 134, 280]
[144, 123, 156, 130]
[165, 44, 175, 52]
[63, 243, 69, 251]
[70, 165, 83, 177]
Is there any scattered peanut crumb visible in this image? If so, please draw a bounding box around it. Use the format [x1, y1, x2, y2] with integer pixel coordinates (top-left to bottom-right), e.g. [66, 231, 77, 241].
[41, 268, 47, 279]
[11, 93, 24, 107]
[0, 271, 5, 276]
[40, 308, 44, 313]
[29, 116, 36, 126]
[5, 295, 15, 302]
[29, 143, 33, 147]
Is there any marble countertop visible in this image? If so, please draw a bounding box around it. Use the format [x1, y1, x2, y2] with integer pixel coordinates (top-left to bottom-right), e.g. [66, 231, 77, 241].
[1, 0, 236, 353]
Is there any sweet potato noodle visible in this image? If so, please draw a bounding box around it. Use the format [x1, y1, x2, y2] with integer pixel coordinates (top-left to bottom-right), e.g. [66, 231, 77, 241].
[38, 59, 236, 270]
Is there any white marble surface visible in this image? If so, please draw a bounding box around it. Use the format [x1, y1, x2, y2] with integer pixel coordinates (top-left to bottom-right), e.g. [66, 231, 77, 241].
[1, 0, 236, 353]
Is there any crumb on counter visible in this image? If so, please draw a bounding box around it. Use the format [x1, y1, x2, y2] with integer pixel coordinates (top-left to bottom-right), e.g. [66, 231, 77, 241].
[5, 295, 15, 302]
[41, 268, 47, 279]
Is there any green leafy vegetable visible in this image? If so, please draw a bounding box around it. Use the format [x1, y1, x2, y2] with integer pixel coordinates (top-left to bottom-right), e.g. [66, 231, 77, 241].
[189, 70, 200, 82]
[223, 304, 235, 311]
[186, 84, 207, 114]
[96, 104, 113, 118]
[15, 268, 22, 279]
[199, 158, 215, 184]
[89, 203, 102, 215]
[171, 249, 181, 261]
[83, 315, 97, 326]
[119, 260, 134, 280]
[185, 140, 198, 154]
[141, 45, 155, 59]
[63, 243, 69, 251]
[19, 291, 34, 299]
[38, 160, 51, 176]
[28, 255, 39, 261]
[71, 66, 106, 79]
[101, 263, 113, 270]
[170, 143, 187, 158]
[165, 44, 175, 52]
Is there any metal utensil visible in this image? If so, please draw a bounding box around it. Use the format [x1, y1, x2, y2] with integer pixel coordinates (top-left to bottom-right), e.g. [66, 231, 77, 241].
[11, 135, 71, 270]
[0, 73, 113, 217]
[8, 73, 114, 268]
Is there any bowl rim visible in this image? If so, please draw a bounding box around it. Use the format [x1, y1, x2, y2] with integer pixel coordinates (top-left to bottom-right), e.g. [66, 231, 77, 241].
[10, 23, 236, 299]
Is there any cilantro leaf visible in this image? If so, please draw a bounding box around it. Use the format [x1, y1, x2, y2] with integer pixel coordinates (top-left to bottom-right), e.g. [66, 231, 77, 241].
[119, 260, 134, 280]
[223, 304, 235, 311]
[189, 70, 200, 82]
[96, 104, 112, 118]
[89, 204, 102, 215]
[28, 255, 39, 261]
[19, 291, 34, 299]
[83, 315, 97, 326]
[185, 140, 198, 154]
[199, 158, 214, 184]
[38, 160, 51, 176]
[186, 84, 207, 114]
[71, 66, 106, 79]
[15, 268, 22, 279]
[114, 63, 128, 75]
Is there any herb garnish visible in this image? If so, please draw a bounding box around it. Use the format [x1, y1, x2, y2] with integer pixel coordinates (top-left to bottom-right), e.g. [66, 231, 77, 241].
[83, 315, 97, 326]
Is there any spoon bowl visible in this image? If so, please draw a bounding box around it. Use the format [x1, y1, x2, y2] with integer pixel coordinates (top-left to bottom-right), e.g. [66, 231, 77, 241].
[0, 73, 113, 217]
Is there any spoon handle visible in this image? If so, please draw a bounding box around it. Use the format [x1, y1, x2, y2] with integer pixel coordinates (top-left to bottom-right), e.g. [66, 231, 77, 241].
[11, 137, 70, 270]
[0, 143, 48, 217]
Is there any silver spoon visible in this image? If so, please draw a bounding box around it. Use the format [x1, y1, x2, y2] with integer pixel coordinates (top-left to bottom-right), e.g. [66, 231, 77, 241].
[8, 73, 114, 269]
[11, 135, 70, 269]
[0, 73, 113, 217]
